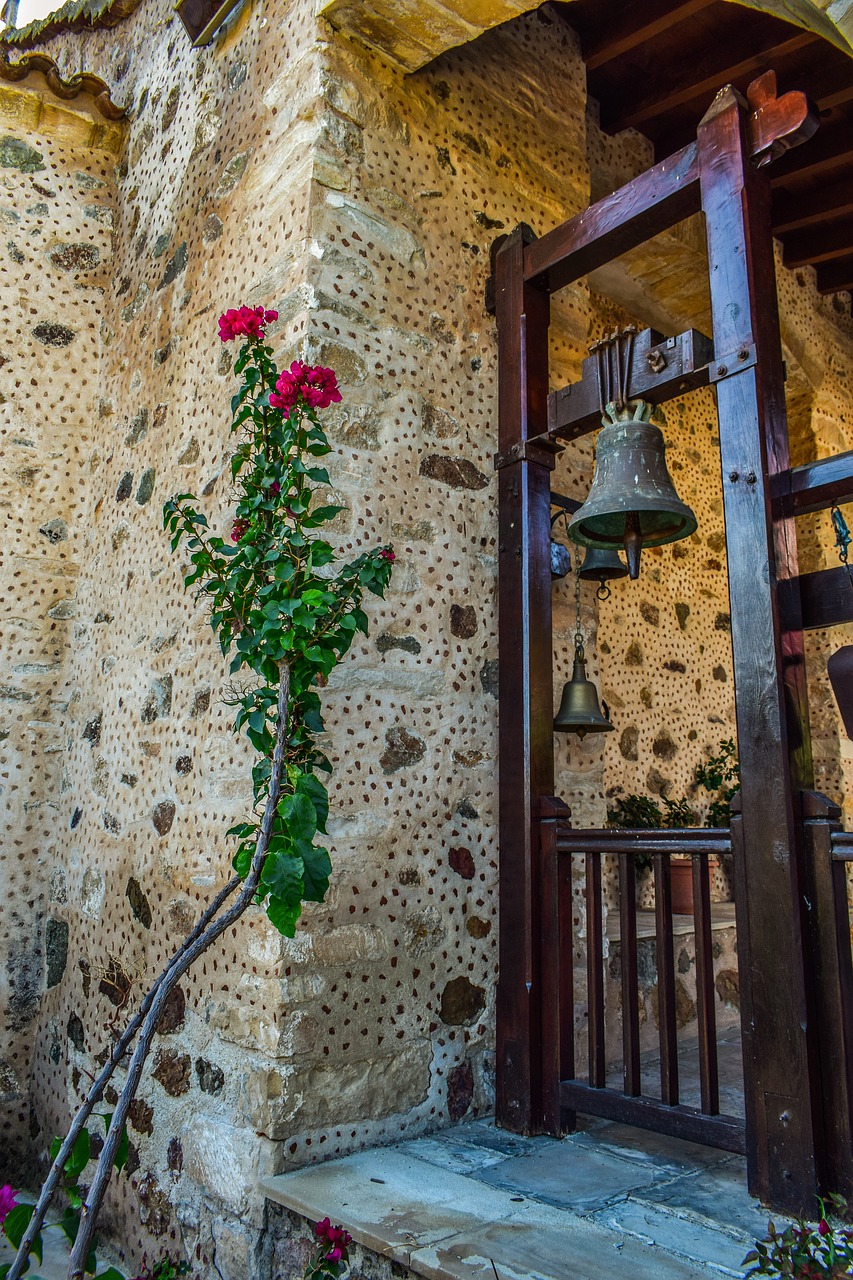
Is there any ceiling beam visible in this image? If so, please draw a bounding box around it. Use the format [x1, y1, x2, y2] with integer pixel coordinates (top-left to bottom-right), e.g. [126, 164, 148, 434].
[601, 30, 817, 133]
[783, 222, 853, 268]
[773, 175, 853, 234]
[816, 257, 853, 295]
[583, 0, 716, 72]
[770, 121, 853, 187]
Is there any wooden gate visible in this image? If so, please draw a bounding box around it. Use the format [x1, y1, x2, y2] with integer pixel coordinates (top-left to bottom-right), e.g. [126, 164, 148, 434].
[492, 73, 853, 1214]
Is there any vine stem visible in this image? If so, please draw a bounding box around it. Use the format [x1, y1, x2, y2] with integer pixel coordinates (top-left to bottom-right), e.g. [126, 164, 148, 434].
[7, 662, 289, 1280]
[63, 661, 290, 1280]
[4, 873, 243, 1280]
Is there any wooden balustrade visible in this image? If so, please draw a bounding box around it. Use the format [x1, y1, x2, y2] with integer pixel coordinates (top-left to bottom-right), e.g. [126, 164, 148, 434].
[539, 819, 745, 1153]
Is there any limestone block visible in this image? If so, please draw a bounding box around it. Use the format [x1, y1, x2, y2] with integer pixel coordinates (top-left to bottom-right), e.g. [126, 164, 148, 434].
[182, 1114, 263, 1217]
[243, 1041, 431, 1135]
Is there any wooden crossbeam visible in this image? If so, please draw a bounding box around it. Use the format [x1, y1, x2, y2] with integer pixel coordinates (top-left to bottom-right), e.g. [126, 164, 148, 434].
[583, 0, 716, 72]
[771, 120, 853, 187]
[796, 567, 853, 631]
[784, 222, 853, 269]
[774, 176, 853, 234]
[816, 257, 853, 295]
[601, 30, 816, 134]
[546, 328, 714, 442]
[790, 451, 853, 515]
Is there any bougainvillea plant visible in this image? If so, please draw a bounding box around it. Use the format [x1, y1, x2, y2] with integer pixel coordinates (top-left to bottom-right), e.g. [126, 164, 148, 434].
[6, 307, 393, 1280]
[302, 1219, 353, 1279]
[744, 1197, 853, 1278]
[164, 304, 394, 935]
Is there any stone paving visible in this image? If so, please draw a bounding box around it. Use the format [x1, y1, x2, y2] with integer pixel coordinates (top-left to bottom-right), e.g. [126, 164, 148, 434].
[262, 1107, 778, 1280]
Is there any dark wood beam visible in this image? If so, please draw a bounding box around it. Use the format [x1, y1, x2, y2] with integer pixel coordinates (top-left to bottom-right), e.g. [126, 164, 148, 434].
[583, 0, 716, 71]
[698, 82, 821, 1214]
[783, 221, 853, 268]
[773, 175, 853, 234]
[601, 30, 816, 134]
[790, 451, 853, 515]
[546, 328, 714, 442]
[797, 566, 853, 631]
[523, 143, 701, 293]
[771, 120, 853, 187]
[816, 257, 853, 295]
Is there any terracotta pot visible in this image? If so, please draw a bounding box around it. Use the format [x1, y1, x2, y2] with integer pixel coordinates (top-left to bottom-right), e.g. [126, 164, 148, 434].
[670, 857, 719, 915]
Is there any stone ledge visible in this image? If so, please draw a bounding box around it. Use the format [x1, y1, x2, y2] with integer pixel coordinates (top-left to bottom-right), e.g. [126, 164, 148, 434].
[261, 1139, 754, 1278]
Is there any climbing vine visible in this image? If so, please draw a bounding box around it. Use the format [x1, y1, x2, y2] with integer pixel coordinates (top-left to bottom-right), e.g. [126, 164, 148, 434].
[164, 305, 394, 932]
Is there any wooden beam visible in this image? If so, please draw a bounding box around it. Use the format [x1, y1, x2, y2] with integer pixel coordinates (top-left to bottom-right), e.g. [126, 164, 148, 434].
[698, 83, 822, 1214]
[546, 328, 714, 442]
[797, 566, 853, 631]
[773, 175, 853, 234]
[790, 451, 853, 515]
[583, 0, 716, 72]
[601, 30, 816, 134]
[523, 143, 701, 293]
[771, 120, 853, 188]
[494, 226, 554, 1136]
[784, 222, 853, 269]
[816, 257, 853, 295]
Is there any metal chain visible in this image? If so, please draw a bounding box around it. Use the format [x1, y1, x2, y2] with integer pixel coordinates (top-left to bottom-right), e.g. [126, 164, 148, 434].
[574, 558, 584, 661]
[831, 505, 853, 595]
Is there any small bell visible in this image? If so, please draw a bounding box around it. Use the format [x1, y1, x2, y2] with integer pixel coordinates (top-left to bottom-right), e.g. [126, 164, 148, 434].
[578, 545, 628, 600]
[569, 400, 697, 580]
[554, 643, 614, 738]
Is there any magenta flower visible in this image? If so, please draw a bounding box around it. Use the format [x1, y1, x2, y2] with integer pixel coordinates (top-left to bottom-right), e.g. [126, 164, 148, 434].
[218, 306, 278, 343]
[0, 1184, 18, 1224]
[379, 548, 395, 563]
[231, 518, 250, 543]
[270, 362, 342, 413]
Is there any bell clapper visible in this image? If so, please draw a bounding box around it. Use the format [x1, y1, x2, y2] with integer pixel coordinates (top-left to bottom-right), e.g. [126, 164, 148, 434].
[624, 510, 643, 580]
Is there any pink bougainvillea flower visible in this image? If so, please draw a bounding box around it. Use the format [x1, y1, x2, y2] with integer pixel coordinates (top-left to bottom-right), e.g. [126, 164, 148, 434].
[0, 1184, 18, 1224]
[325, 1248, 343, 1263]
[818, 1219, 830, 1236]
[270, 361, 342, 413]
[231, 518, 250, 543]
[218, 306, 278, 343]
[267, 481, 281, 497]
[379, 549, 395, 562]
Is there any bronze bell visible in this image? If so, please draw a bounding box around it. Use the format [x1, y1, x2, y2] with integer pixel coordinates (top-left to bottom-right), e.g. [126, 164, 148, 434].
[578, 545, 628, 586]
[569, 401, 697, 580]
[554, 644, 614, 738]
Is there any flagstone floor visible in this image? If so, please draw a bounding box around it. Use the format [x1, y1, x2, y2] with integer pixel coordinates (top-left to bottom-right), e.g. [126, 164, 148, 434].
[262, 1033, 772, 1280]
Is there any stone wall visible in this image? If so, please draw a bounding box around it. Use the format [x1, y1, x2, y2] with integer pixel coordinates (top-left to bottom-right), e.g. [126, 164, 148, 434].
[1, 0, 852, 1273]
[0, 76, 120, 1178]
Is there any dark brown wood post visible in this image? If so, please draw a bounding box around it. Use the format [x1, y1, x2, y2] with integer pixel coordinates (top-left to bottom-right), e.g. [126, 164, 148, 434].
[698, 86, 822, 1212]
[539, 795, 571, 1136]
[802, 791, 853, 1198]
[494, 225, 554, 1133]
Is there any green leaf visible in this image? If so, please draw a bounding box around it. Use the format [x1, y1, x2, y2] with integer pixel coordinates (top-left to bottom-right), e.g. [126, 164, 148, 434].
[113, 1124, 129, 1172]
[232, 843, 254, 877]
[301, 844, 332, 903]
[278, 792, 317, 843]
[261, 850, 304, 902]
[266, 895, 301, 937]
[64, 1127, 90, 1180]
[3, 1204, 35, 1250]
[98, 1268, 126, 1280]
[298, 773, 329, 833]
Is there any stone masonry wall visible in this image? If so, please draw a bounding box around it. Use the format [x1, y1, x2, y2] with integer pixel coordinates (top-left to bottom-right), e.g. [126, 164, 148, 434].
[1, 0, 852, 1275]
[0, 79, 120, 1178]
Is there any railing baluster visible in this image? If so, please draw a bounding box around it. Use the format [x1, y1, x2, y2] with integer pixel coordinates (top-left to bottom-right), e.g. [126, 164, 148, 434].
[692, 851, 719, 1115]
[587, 852, 606, 1088]
[654, 851, 679, 1105]
[560, 858, 575, 1086]
[619, 852, 641, 1096]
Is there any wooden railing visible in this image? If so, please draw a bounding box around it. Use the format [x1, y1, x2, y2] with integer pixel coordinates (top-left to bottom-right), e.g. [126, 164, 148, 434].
[538, 801, 745, 1153]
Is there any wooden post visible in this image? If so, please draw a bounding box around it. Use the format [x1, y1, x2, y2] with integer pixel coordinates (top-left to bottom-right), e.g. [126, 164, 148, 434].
[698, 86, 822, 1212]
[494, 226, 554, 1133]
[539, 795, 571, 1136]
[802, 792, 853, 1198]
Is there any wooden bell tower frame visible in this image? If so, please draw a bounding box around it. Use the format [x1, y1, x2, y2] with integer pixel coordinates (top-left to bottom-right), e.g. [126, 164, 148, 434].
[492, 73, 853, 1213]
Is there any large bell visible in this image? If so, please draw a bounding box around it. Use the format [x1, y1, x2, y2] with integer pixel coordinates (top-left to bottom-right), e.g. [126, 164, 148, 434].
[554, 646, 614, 738]
[569, 401, 697, 580]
